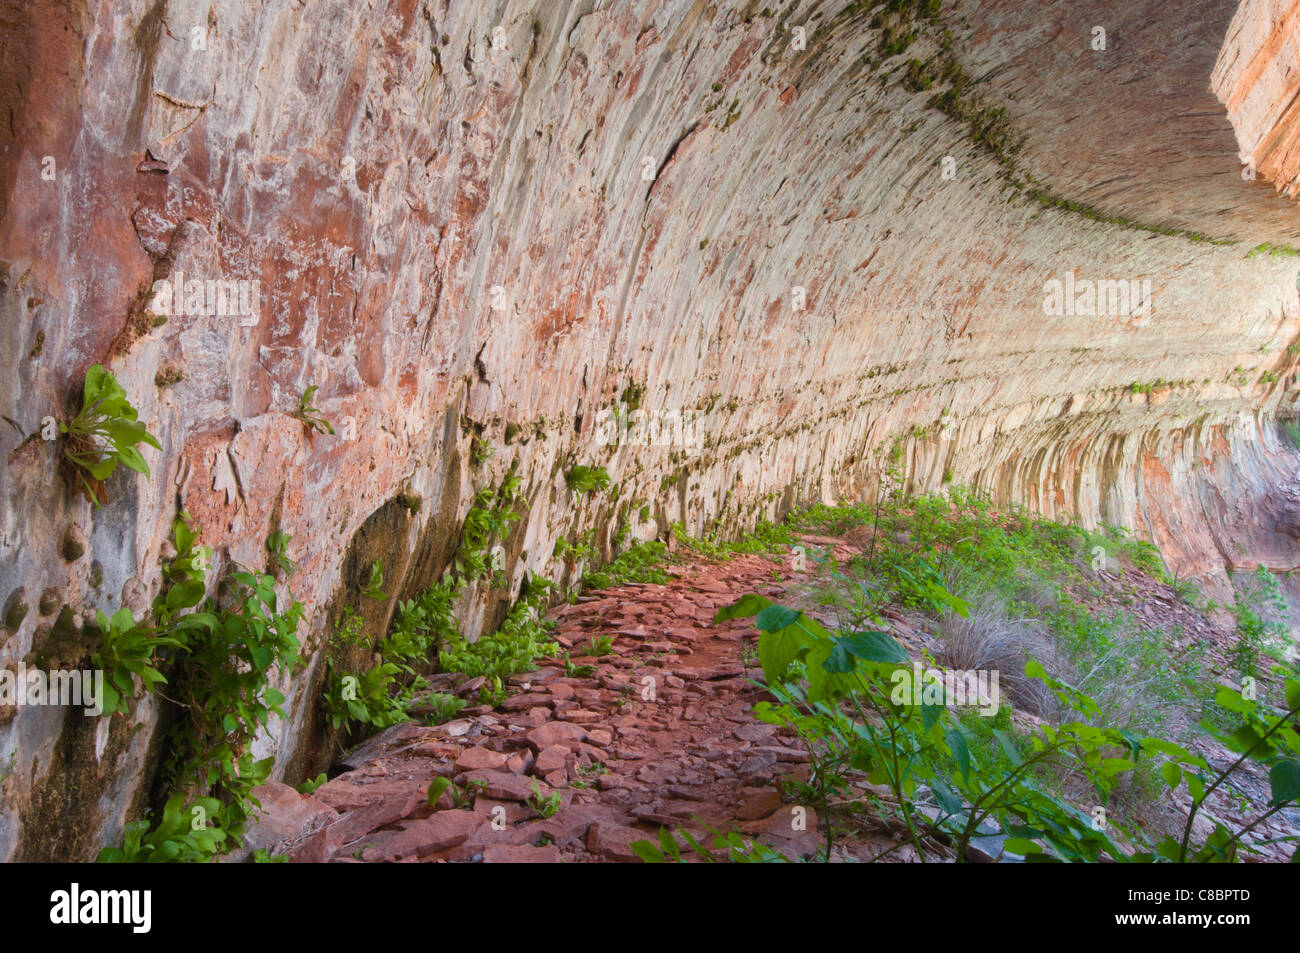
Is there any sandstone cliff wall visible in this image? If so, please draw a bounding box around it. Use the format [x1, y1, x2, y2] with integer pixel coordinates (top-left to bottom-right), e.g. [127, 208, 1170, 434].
[1, 0, 1297, 860]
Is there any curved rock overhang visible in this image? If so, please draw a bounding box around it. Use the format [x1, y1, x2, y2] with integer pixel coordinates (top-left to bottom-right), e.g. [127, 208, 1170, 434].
[0, 0, 1297, 860]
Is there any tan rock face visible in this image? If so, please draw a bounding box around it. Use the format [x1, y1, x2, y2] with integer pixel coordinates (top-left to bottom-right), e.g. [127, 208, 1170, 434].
[1215, 0, 1300, 202]
[0, 0, 1297, 859]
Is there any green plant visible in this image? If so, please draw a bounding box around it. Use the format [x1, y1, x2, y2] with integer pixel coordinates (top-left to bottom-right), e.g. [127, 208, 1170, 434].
[1157, 679, 1300, 861]
[582, 634, 614, 657]
[564, 464, 610, 496]
[160, 568, 302, 842]
[329, 606, 368, 651]
[667, 519, 794, 563]
[706, 540, 1300, 865]
[383, 581, 459, 665]
[97, 795, 226, 863]
[477, 675, 508, 706]
[581, 539, 674, 590]
[562, 651, 595, 678]
[297, 773, 328, 795]
[91, 607, 186, 716]
[632, 822, 790, 863]
[421, 691, 467, 724]
[426, 776, 487, 810]
[470, 434, 495, 467]
[293, 384, 334, 436]
[555, 531, 600, 567]
[879, 24, 915, 56]
[438, 583, 559, 681]
[99, 515, 305, 861]
[324, 659, 409, 731]
[1248, 242, 1300, 258]
[902, 57, 933, 91]
[528, 780, 563, 818]
[154, 364, 183, 388]
[720, 590, 1143, 861]
[266, 529, 297, 578]
[60, 364, 162, 506]
[1227, 567, 1289, 680]
[425, 777, 454, 808]
[94, 512, 210, 717]
[454, 473, 522, 582]
[361, 560, 386, 600]
[1280, 418, 1300, 450]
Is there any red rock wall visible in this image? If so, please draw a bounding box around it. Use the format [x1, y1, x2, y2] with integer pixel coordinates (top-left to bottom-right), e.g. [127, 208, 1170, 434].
[1, 0, 1298, 859]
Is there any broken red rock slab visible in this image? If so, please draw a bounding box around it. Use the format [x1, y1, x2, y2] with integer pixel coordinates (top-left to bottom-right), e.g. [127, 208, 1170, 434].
[456, 769, 554, 803]
[533, 745, 569, 775]
[524, 721, 588, 751]
[236, 781, 338, 862]
[314, 776, 428, 814]
[739, 805, 823, 859]
[359, 811, 482, 862]
[453, 746, 509, 773]
[586, 819, 652, 861]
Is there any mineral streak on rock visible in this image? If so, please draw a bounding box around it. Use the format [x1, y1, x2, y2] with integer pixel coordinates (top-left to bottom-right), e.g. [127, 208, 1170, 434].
[0, 0, 1297, 859]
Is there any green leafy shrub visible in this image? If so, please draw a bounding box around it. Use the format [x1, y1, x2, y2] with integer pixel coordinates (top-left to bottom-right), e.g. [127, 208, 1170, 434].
[60, 364, 161, 506]
[297, 773, 328, 795]
[265, 529, 297, 578]
[699, 583, 1300, 863]
[582, 540, 674, 590]
[562, 652, 595, 678]
[323, 659, 409, 730]
[665, 518, 800, 566]
[554, 531, 600, 567]
[792, 490, 1227, 837]
[1164, 679, 1300, 861]
[420, 691, 467, 725]
[581, 634, 614, 657]
[470, 434, 494, 466]
[455, 473, 521, 583]
[438, 586, 559, 680]
[564, 464, 610, 495]
[426, 776, 487, 810]
[98, 517, 304, 862]
[382, 581, 459, 665]
[160, 566, 302, 843]
[97, 795, 227, 863]
[1227, 567, 1290, 679]
[528, 781, 562, 818]
[91, 608, 186, 716]
[633, 823, 791, 863]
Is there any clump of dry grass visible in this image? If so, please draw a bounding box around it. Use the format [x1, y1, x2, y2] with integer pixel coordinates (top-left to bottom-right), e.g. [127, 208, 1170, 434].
[932, 596, 1058, 717]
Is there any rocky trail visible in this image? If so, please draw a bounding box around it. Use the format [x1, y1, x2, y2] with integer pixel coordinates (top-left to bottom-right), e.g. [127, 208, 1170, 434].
[245, 548, 841, 863]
